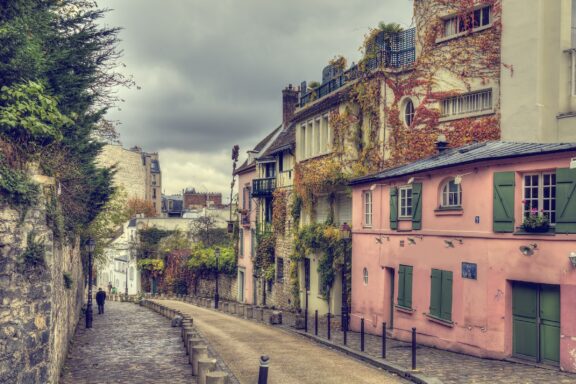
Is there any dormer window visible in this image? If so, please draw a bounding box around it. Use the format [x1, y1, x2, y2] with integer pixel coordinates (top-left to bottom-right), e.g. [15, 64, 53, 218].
[443, 5, 491, 38]
[441, 180, 462, 208]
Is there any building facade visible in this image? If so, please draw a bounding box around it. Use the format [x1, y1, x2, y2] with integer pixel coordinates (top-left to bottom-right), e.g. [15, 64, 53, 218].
[349, 142, 576, 372]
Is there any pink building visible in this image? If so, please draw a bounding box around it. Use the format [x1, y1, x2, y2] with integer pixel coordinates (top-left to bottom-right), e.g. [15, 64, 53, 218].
[349, 141, 576, 373]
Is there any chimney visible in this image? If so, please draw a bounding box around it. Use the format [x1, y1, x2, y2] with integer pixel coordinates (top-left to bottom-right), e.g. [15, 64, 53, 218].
[436, 134, 448, 154]
[282, 84, 298, 127]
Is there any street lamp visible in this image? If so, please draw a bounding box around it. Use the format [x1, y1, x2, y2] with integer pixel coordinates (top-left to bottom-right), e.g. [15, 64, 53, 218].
[339, 223, 351, 332]
[214, 247, 220, 309]
[85, 238, 96, 329]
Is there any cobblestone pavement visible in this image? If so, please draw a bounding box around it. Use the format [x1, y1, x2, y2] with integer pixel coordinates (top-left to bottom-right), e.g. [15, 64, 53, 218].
[279, 312, 576, 384]
[154, 300, 407, 384]
[61, 301, 193, 384]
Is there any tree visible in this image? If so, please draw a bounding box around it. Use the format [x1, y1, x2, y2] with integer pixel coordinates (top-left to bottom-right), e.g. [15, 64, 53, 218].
[189, 216, 228, 248]
[127, 197, 157, 218]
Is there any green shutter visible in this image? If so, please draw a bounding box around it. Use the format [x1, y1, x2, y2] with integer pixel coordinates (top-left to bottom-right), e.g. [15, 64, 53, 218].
[430, 269, 442, 317]
[493, 172, 515, 233]
[397, 266, 406, 307]
[412, 183, 422, 230]
[555, 168, 576, 234]
[239, 229, 244, 256]
[440, 271, 453, 321]
[390, 187, 398, 230]
[405, 266, 413, 308]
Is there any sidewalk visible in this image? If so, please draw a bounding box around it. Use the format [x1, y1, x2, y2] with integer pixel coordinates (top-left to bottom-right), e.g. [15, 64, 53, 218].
[163, 296, 576, 384]
[61, 301, 193, 384]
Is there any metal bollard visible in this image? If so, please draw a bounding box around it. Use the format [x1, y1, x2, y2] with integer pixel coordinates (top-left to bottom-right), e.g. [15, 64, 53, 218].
[412, 327, 417, 370]
[257, 355, 270, 384]
[360, 318, 365, 352]
[343, 323, 347, 346]
[382, 322, 387, 359]
[314, 310, 318, 336]
[327, 312, 331, 340]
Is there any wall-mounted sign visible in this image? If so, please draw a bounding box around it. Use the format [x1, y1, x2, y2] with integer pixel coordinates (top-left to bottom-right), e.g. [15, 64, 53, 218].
[462, 262, 477, 280]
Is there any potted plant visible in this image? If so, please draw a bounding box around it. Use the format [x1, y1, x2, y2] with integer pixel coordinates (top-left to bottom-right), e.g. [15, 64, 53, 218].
[521, 208, 550, 233]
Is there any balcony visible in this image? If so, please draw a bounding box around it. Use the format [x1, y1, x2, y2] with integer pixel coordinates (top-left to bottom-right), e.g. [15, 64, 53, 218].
[252, 178, 276, 197]
[300, 28, 415, 108]
[241, 213, 250, 227]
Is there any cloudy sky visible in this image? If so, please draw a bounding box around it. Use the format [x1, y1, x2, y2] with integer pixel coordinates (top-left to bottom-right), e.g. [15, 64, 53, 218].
[99, 0, 413, 199]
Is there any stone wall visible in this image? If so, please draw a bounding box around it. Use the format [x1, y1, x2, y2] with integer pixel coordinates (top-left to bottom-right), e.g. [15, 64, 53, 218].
[190, 274, 238, 301]
[0, 179, 84, 383]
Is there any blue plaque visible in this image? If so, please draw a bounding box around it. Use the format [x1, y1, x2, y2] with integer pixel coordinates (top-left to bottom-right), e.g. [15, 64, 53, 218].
[462, 262, 477, 279]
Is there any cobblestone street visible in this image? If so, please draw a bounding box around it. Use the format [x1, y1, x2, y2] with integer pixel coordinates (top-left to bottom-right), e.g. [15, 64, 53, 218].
[153, 299, 407, 384]
[61, 301, 193, 384]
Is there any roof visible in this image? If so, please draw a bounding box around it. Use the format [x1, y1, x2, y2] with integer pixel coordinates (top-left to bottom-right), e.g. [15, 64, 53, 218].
[234, 125, 282, 174]
[350, 141, 576, 185]
[261, 123, 296, 157]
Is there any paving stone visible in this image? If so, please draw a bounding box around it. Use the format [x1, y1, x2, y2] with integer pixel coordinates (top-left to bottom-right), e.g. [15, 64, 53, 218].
[61, 301, 194, 384]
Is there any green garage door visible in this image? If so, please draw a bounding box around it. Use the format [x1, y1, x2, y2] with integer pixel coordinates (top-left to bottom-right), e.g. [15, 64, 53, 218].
[512, 282, 560, 364]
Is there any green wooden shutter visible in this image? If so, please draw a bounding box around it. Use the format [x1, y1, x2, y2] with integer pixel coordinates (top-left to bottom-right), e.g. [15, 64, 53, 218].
[412, 183, 422, 230]
[440, 271, 453, 321]
[397, 267, 406, 307]
[405, 266, 413, 308]
[390, 187, 398, 230]
[555, 168, 576, 234]
[430, 269, 442, 317]
[493, 172, 515, 233]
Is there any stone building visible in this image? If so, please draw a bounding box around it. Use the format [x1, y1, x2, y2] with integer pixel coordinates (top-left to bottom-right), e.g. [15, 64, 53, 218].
[183, 188, 223, 209]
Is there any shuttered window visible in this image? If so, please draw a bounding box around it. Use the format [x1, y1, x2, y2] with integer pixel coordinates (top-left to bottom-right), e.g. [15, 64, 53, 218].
[430, 269, 453, 321]
[556, 168, 576, 233]
[493, 172, 515, 232]
[239, 229, 244, 257]
[390, 187, 398, 230]
[412, 183, 422, 230]
[314, 196, 331, 224]
[398, 265, 413, 309]
[363, 191, 372, 227]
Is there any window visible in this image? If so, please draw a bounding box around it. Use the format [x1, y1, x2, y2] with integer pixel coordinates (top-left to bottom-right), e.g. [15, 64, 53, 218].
[300, 116, 331, 160]
[276, 258, 284, 282]
[441, 89, 492, 118]
[404, 99, 415, 127]
[363, 191, 372, 227]
[523, 173, 556, 224]
[441, 180, 462, 208]
[572, 0, 576, 48]
[363, 268, 369, 285]
[397, 265, 413, 309]
[278, 153, 284, 172]
[152, 188, 156, 199]
[250, 229, 256, 258]
[399, 186, 413, 218]
[443, 5, 491, 38]
[430, 269, 453, 321]
[264, 197, 273, 224]
[239, 229, 244, 257]
[264, 163, 275, 178]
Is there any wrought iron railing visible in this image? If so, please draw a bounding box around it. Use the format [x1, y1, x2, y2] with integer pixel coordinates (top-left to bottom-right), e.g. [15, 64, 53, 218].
[300, 28, 415, 108]
[252, 178, 276, 197]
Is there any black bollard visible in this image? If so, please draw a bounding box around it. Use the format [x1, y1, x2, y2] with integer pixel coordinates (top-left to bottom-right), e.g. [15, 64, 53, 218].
[343, 324, 347, 346]
[382, 322, 387, 359]
[360, 318, 365, 352]
[327, 312, 331, 340]
[304, 293, 309, 333]
[315, 310, 318, 336]
[258, 355, 270, 384]
[411, 327, 417, 370]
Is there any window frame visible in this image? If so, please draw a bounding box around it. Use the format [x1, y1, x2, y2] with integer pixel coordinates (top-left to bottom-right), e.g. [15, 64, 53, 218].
[362, 267, 368, 285]
[363, 190, 373, 227]
[522, 172, 557, 225]
[276, 257, 284, 282]
[239, 228, 244, 258]
[439, 5, 492, 41]
[404, 99, 415, 127]
[398, 186, 413, 219]
[300, 114, 332, 160]
[440, 179, 462, 208]
[440, 89, 493, 121]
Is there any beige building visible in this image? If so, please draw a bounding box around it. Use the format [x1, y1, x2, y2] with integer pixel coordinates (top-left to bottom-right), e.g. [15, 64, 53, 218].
[501, 0, 576, 142]
[98, 144, 162, 214]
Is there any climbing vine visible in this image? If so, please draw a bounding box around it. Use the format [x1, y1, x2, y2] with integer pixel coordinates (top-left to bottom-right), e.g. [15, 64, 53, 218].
[272, 189, 288, 236]
[254, 232, 276, 281]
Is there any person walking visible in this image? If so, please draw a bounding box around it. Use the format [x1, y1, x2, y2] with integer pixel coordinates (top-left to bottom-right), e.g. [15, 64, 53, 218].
[96, 288, 107, 315]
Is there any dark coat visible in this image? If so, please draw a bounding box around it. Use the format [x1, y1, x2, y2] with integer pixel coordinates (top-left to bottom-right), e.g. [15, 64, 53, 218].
[96, 290, 106, 305]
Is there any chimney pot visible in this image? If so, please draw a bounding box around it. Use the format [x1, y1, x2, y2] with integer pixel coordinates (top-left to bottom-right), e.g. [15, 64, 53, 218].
[436, 134, 448, 154]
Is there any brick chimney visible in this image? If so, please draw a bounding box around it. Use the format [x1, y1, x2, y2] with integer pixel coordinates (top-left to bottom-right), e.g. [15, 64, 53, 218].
[282, 84, 298, 127]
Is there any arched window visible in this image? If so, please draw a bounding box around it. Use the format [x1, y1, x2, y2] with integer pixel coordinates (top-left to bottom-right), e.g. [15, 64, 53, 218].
[404, 99, 415, 127]
[441, 179, 462, 207]
[363, 268, 369, 285]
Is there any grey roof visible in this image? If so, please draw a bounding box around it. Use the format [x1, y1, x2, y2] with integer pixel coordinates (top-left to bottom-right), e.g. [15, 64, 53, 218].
[350, 141, 576, 185]
[262, 123, 295, 156]
[235, 125, 282, 174]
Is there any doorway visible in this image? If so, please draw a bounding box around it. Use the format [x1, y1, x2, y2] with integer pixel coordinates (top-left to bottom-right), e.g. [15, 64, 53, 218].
[238, 270, 245, 303]
[512, 282, 560, 365]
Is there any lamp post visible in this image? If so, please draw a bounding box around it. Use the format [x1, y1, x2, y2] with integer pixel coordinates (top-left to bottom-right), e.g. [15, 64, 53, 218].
[85, 238, 96, 329]
[339, 223, 351, 332]
[214, 247, 220, 309]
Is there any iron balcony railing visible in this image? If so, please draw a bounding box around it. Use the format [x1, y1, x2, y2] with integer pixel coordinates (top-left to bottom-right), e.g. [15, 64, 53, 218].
[252, 177, 276, 197]
[300, 28, 415, 108]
